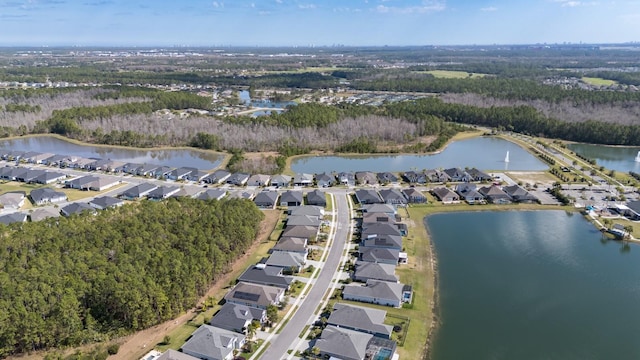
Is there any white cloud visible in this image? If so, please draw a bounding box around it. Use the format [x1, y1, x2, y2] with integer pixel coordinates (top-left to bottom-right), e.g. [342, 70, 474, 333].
[481, 6, 498, 11]
[552, 0, 598, 6]
[275, 0, 283, 3]
[250, 2, 255, 8]
[298, 3, 316, 9]
[212, 1, 224, 8]
[374, 0, 445, 14]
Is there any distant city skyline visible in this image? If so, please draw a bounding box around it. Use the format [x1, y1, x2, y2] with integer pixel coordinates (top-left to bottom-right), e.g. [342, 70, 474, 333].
[0, 0, 639, 46]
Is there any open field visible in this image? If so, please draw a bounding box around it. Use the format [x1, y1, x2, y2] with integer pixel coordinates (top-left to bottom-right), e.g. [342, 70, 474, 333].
[419, 70, 485, 79]
[581, 77, 617, 86]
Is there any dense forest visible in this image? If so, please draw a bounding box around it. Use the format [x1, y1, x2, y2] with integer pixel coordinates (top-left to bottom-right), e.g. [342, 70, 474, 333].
[0, 197, 264, 357]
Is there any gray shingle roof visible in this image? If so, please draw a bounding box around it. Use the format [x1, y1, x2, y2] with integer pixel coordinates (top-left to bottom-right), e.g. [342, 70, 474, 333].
[328, 303, 393, 338]
[237, 265, 293, 289]
[209, 302, 265, 333]
[180, 325, 244, 360]
[353, 261, 398, 283]
[316, 325, 373, 360]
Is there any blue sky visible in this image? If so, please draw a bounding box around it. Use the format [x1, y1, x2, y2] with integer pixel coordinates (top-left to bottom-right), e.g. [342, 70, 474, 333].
[0, 0, 639, 46]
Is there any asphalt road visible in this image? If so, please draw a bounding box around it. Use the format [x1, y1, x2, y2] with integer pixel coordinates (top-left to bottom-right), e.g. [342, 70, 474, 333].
[258, 191, 350, 360]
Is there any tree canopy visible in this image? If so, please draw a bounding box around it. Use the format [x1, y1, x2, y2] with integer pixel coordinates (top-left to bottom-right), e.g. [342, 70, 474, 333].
[0, 197, 264, 357]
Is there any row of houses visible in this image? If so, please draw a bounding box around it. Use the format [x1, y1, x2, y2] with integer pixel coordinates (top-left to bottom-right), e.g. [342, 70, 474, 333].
[312, 197, 407, 359]
[2, 149, 494, 188]
[431, 183, 538, 205]
[253, 188, 327, 209]
[355, 187, 427, 206]
[173, 201, 329, 360]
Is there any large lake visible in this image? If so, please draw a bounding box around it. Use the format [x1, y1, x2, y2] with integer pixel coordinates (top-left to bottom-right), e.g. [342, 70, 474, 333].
[0, 136, 224, 170]
[567, 143, 640, 173]
[427, 211, 640, 360]
[291, 137, 548, 173]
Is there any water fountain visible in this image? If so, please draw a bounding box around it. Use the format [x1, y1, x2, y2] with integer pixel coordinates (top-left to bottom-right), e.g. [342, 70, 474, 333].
[505, 151, 510, 163]
[635, 151, 640, 162]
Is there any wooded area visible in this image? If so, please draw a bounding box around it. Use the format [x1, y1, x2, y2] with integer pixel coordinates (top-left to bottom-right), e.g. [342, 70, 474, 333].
[0, 198, 264, 357]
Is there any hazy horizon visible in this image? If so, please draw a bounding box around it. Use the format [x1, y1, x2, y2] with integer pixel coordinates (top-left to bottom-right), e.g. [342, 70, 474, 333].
[0, 0, 639, 47]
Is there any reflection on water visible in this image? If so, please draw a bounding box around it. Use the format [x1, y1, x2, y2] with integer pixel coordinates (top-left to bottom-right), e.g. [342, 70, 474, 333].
[291, 137, 548, 173]
[427, 211, 640, 360]
[568, 143, 640, 173]
[0, 136, 223, 170]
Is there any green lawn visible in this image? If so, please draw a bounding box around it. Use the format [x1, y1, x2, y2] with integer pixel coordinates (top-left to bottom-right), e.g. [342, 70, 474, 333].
[154, 323, 200, 352]
[423, 70, 485, 79]
[581, 77, 617, 86]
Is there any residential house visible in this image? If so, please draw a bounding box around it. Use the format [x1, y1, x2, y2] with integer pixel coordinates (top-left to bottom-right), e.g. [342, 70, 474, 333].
[286, 215, 320, 227]
[89, 196, 124, 210]
[337, 172, 356, 186]
[156, 349, 199, 360]
[42, 154, 67, 166]
[227, 191, 254, 200]
[362, 204, 396, 215]
[479, 185, 512, 204]
[29, 207, 61, 222]
[168, 167, 197, 181]
[0, 192, 25, 210]
[33, 171, 66, 185]
[136, 164, 159, 177]
[355, 189, 383, 205]
[209, 303, 266, 334]
[29, 188, 67, 205]
[353, 261, 398, 283]
[280, 190, 303, 207]
[264, 251, 306, 272]
[359, 247, 400, 265]
[467, 168, 493, 182]
[25, 152, 54, 164]
[87, 177, 120, 191]
[120, 183, 158, 200]
[180, 324, 245, 360]
[360, 234, 403, 251]
[315, 172, 335, 188]
[65, 175, 99, 190]
[362, 222, 402, 238]
[16, 169, 46, 183]
[376, 172, 398, 185]
[362, 212, 397, 225]
[60, 203, 96, 217]
[272, 237, 308, 255]
[253, 191, 279, 209]
[425, 169, 451, 183]
[455, 183, 484, 204]
[293, 173, 314, 187]
[247, 174, 271, 187]
[0, 166, 27, 181]
[315, 326, 373, 360]
[224, 282, 285, 310]
[204, 169, 231, 184]
[327, 303, 393, 339]
[355, 171, 378, 186]
[444, 168, 472, 182]
[316, 326, 398, 360]
[148, 186, 181, 200]
[237, 265, 293, 289]
[503, 185, 538, 203]
[154, 166, 174, 179]
[0, 212, 27, 225]
[281, 225, 318, 240]
[431, 187, 460, 204]
[342, 280, 412, 308]
[226, 173, 250, 186]
[270, 174, 292, 188]
[378, 188, 407, 205]
[305, 189, 327, 207]
[124, 163, 143, 175]
[197, 189, 227, 201]
[402, 171, 427, 184]
[402, 188, 427, 203]
[288, 205, 324, 217]
[188, 170, 210, 183]
[173, 187, 204, 199]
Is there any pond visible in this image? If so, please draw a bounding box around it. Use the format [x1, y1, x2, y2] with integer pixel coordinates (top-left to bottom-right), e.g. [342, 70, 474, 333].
[567, 143, 640, 174]
[427, 211, 640, 360]
[0, 136, 224, 170]
[291, 137, 548, 173]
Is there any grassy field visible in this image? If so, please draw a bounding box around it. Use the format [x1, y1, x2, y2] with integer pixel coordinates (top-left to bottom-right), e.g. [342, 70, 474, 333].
[421, 70, 485, 79]
[581, 77, 617, 86]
